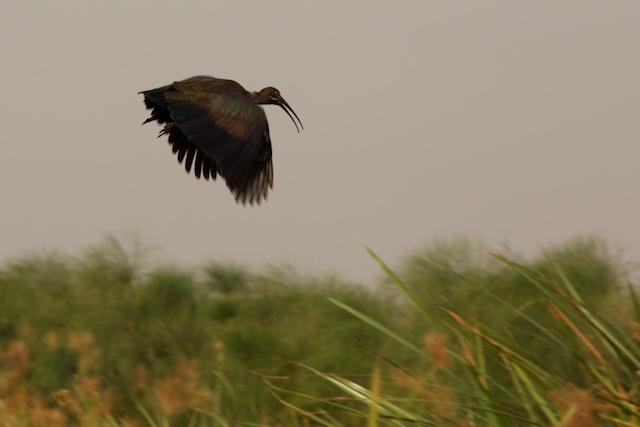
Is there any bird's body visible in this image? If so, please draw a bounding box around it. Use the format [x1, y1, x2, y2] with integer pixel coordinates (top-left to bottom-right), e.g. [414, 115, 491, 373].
[140, 75, 302, 205]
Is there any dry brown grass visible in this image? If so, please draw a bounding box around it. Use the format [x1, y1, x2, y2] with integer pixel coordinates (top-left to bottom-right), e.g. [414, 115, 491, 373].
[67, 331, 100, 374]
[0, 326, 214, 427]
[152, 359, 213, 417]
[387, 332, 458, 422]
[549, 385, 602, 427]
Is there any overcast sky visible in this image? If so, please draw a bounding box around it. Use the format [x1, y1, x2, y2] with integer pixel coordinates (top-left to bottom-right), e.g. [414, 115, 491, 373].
[1, 1, 639, 283]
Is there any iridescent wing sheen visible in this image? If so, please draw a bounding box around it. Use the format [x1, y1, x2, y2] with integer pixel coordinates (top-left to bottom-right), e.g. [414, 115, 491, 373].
[141, 77, 273, 205]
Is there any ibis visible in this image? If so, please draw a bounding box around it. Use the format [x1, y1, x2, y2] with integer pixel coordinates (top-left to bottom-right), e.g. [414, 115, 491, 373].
[140, 76, 303, 205]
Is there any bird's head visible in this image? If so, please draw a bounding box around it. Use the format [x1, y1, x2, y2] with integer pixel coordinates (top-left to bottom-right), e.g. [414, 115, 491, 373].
[253, 87, 303, 133]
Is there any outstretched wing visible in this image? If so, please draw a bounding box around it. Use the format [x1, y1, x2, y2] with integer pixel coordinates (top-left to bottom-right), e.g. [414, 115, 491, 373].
[140, 76, 273, 205]
[141, 84, 218, 182]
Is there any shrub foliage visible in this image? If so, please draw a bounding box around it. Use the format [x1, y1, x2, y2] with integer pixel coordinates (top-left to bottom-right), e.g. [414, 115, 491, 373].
[0, 235, 635, 426]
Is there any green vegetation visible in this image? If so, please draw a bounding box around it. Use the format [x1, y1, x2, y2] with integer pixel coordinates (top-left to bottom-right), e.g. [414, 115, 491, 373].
[0, 234, 637, 426]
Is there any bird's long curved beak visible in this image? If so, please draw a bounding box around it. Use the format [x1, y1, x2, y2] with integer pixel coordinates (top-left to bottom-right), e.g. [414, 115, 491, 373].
[278, 97, 303, 133]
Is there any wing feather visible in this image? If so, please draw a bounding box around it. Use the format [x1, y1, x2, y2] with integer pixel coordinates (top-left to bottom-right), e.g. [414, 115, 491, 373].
[140, 76, 273, 205]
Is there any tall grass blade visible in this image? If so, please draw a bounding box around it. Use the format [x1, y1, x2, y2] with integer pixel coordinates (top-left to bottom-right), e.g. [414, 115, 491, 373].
[328, 297, 425, 357]
[361, 242, 432, 324]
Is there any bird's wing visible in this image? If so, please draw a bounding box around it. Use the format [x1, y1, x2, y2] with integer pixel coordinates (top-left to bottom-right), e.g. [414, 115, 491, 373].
[141, 84, 218, 181]
[164, 80, 273, 205]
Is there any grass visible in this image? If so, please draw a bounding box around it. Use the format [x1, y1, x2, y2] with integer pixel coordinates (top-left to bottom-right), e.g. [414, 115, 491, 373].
[0, 235, 637, 426]
[273, 245, 640, 426]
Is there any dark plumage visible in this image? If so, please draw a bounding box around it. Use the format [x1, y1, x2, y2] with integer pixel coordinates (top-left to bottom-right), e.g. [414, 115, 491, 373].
[140, 75, 302, 205]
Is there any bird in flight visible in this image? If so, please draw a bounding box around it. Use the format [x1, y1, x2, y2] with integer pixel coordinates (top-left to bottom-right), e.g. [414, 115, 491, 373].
[140, 75, 303, 205]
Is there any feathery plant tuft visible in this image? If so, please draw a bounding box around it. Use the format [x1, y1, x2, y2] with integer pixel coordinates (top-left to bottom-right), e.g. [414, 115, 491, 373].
[0, 234, 636, 426]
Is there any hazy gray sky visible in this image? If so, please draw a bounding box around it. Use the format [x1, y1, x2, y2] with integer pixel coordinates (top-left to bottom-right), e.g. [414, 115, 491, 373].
[2, 2, 639, 282]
